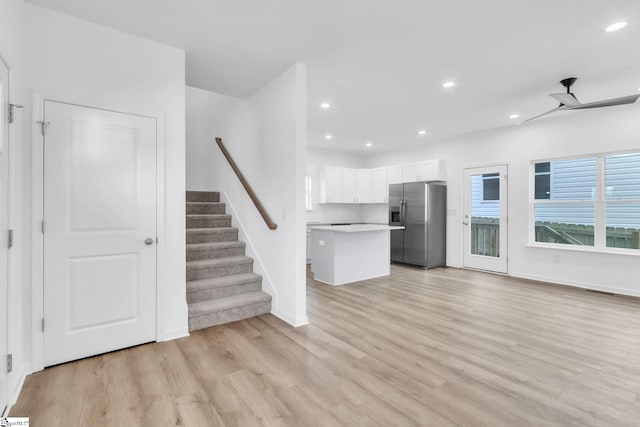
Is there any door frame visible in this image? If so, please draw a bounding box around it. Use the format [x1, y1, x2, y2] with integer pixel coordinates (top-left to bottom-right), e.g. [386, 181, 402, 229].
[461, 163, 509, 274]
[0, 50, 11, 417]
[31, 95, 166, 371]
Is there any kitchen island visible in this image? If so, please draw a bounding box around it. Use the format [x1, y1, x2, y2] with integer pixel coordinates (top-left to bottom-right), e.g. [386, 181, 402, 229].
[309, 224, 404, 286]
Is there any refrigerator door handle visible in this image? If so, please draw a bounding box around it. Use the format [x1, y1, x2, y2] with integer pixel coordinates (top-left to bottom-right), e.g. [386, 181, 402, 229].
[400, 199, 407, 225]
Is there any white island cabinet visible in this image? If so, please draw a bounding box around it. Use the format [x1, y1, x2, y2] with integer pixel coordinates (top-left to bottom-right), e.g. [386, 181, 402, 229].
[309, 224, 404, 286]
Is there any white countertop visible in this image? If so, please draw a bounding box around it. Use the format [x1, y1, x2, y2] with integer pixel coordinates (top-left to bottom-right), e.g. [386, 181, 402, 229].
[309, 224, 404, 233]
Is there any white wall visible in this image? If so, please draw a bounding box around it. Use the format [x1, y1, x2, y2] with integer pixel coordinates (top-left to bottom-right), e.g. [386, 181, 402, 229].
[365, 106, 640, 296]
[186, 64, 308, 326]
[23, 3, 188, 373]
[1, 0, 28, 411]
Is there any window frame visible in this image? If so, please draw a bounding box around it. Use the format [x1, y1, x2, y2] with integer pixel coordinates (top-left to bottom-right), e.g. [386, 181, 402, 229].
[530, 149, 640, 254]
[481, 173, 500, 202]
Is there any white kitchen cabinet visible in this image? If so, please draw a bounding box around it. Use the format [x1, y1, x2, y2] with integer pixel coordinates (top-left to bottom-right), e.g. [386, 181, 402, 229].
[342, 168, 357, 203]
[323, 166, 343, 203]
[387, 166, 403, 185]
[356, 169, 372, 203]
[370, 167, 388, 203]
[402, 159, 445, 182]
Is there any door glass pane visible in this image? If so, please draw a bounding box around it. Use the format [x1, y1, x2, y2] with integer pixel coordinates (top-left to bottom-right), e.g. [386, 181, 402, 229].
[534, 204, 594, 246]
[470, 174, 500, 257]
[606, 203, 640, 250]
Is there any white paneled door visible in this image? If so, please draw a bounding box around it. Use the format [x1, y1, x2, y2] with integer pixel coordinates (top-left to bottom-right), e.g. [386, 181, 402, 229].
[43, 101, 157, 367]
[0, 55, 10, 415]
[463, 165, 508, 273]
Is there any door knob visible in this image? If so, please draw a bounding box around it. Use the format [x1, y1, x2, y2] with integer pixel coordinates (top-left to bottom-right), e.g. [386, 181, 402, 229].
[145, 238, 154, 245]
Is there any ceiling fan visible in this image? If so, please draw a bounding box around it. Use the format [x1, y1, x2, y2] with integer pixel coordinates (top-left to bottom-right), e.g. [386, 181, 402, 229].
[523, 77, 640, 123]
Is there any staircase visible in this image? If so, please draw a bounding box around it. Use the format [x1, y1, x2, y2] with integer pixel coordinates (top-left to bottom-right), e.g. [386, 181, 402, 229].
[186, 191, 272, 331]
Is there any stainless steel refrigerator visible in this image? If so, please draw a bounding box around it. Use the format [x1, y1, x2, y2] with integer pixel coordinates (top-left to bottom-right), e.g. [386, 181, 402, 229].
[389, 181, 446, 269]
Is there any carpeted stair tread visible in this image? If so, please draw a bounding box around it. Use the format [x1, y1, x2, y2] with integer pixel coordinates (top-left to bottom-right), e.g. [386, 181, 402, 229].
[189, 291, 271, 318]
[187, 241, 246, 250]
[186, 191, 220, 202]
[187, 227, 237, 234]
[186, 227, 238, 244]
[186, 241, 246, 261]
[187, 272, 262, 292]
[187, 256, 253, 269]
[186, 202, 226, 215]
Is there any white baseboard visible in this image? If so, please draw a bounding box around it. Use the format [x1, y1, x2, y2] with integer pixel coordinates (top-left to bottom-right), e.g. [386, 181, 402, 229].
[272, 310, 309, 327]
[6, 362, 31, 416]
[510, 271, 640, 298]
[159, 326, 190, 342]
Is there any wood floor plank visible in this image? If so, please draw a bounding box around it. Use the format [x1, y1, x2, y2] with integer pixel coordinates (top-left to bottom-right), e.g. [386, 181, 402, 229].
[11, 265, 640, 426]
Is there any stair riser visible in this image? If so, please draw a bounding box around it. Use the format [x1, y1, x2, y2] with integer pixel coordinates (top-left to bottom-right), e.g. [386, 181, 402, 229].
[187, 281, 262, 304]
[186, 217, 232, 229]
[187, 262, 253, 281]
[186, 230, 238, 244]
[187, 246, 245, 262]
[186, 192, 220, 202]
[186, 204, 226, 215]
[189, 301, 271, 331]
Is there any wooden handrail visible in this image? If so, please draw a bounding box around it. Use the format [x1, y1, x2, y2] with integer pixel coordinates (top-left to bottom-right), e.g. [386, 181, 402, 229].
[215, 137, 278, 230]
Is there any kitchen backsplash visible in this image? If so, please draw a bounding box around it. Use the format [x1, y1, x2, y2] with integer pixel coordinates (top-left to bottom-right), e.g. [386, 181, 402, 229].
[306, 204, 388, 224]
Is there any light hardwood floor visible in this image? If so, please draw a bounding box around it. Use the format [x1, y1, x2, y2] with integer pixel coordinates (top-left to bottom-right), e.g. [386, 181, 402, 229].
[11, 265, 640, 426]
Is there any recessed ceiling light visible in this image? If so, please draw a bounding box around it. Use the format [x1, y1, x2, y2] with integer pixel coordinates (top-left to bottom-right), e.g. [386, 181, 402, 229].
[325, 134, 333, 140]
[418, 130, 427, 135]
[442, 81, 456, 88]
[320, 102, 331, 109]
[365, 142, 372, 147]
[509, 114, 520, 119]
[606, 21, 627, 32]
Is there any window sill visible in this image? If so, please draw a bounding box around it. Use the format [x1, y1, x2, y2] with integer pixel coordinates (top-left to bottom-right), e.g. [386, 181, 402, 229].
[526, 242, 640, 256]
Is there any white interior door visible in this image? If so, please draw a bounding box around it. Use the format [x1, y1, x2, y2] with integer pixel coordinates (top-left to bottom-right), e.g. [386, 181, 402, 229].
[463, 165, 508, 273]
[43, 101, 157, 367]
[0, 55, 10, 415]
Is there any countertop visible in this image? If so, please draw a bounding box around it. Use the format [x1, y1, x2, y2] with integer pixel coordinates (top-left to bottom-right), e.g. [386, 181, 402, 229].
[308, 224, 404, 233]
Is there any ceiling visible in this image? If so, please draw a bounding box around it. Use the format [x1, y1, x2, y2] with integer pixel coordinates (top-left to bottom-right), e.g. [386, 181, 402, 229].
[26, 0, 640, 152]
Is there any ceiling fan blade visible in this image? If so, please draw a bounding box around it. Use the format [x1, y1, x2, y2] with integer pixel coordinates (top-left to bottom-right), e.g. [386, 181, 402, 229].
[522, 107, 564, 123]
[549, 93, 580, 107]
[569, 94, 640, 110]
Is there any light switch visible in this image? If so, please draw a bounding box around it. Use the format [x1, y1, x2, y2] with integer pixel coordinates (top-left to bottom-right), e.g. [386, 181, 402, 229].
[319, 240, 325, 246]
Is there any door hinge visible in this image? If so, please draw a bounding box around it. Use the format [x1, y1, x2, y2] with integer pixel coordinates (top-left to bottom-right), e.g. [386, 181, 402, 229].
[8, 104, 24, 124]
[38, 120, 51, 136]
[41, 220, 45, 234]
[42, 318, 45, 332]
[6, 354, 12, 374]
[7, 229, 13, 249]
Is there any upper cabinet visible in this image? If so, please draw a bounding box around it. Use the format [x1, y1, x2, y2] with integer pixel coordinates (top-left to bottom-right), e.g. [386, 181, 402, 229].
[321, 160, 445, 204]
[355, 169, 371, 203]
[401, 159, 445, 182]
[342, 168, 357, 203]
[323, 166, 343, 203]
[370, 168, 388, 203]
[387, 166, 403, 185]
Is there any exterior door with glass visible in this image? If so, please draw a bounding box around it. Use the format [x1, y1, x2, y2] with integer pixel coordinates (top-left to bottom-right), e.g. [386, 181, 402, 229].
[463, 165, 508, 273]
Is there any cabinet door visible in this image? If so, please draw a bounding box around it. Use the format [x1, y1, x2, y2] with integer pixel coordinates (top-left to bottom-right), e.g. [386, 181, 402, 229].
[370, 168, 388, 203]
[415, 159, 442, 181]
[342, 168, 357, 203]
[402, 163, 420, 182]
[387, 166, 403, 185]
[324, 166, 343, 203]
[356, 169, 372, 203]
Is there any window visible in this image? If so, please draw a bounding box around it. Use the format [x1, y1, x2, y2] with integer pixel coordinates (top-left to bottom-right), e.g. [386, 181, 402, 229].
[305, 175, 312, 211]
[532, 152, 640, 251]
[534, 162, 551, 199]
[482, 173, 499, 201]
[605, 153, 640, 249]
